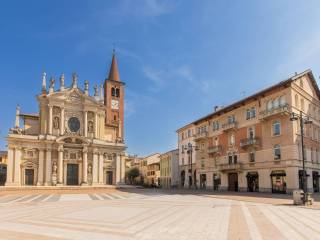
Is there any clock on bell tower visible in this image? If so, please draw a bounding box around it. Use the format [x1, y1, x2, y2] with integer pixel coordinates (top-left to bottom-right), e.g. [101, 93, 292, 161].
[104, 51, 125, 141]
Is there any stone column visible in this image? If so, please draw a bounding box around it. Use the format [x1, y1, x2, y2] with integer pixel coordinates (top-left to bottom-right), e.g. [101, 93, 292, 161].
[98, 153, 104, 184]
[45, 148, 52, 185]
[60, 107, 64, 135]
[84, 111, 88, 138]
[5, 148, 14, 185]
[48, 106, 53, 135]
[57, 145, 63, 184]
[94, 113, 98, 139]
[82, 146, 88, 185]
[37, 149, 45, 185]
[120, 154, 125, 183]
[13, 147, 21, 185]
[116, 154, 121, 184]
[92, 149, 99, 184]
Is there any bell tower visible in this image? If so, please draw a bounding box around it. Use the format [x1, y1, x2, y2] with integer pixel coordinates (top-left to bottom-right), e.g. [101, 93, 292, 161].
[104, 51, 125, 141]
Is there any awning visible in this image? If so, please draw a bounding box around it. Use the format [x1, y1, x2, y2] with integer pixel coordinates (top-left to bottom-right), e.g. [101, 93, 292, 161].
[298, 170, 310, 177]
[246, 172, 258, 177]
[270, 170, 286, 177]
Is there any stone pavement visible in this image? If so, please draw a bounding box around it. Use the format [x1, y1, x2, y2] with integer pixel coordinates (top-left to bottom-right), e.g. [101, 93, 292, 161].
[0, 189, 319, 240]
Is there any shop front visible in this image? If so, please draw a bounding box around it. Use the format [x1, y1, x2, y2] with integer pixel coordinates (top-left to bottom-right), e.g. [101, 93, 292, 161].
[270, 170, 286, 194]
[313, 171, 319, 193]
[246, 172, 259, 192]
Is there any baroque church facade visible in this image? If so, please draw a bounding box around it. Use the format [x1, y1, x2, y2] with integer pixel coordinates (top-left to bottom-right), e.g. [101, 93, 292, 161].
[6, 53, 126, 186]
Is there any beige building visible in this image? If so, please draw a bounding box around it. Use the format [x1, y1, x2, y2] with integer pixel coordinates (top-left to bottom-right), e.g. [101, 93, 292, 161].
[160, 149, 179, 188]
[144, 153, 161, 187]
[177, 70, 320, 193]
[5, 53, 127, 187]
[0, 151, 7, 185]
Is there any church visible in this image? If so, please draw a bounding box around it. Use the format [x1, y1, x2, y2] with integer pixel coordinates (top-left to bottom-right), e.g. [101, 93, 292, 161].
[5, 53, 127, 186]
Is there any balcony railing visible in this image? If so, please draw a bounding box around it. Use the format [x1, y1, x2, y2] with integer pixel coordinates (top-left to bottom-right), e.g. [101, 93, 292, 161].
[222, 121, 238, 131]
[193, 131, 208, 141]
[259, 104, 290, 120]
[218, 162, 243, 172]
[207, 145, 222, 154]
[240, 137, 260, 148]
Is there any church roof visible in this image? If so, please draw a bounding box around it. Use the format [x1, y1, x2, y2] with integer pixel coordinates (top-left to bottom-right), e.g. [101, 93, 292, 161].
[107, 53, 120, 81]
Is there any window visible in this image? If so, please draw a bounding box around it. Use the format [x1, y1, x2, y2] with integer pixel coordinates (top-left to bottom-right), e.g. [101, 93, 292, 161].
[111, 87, 116, 97]
[248, 127, 255, 139]
[212, 121, 219, 131]
[228, 115, 235, 124]
[274, 145, 281, 160]
[228, 152, 238, 164]
[311, 148, 314, 162]
[228, 153, 232, 164]
[246, 109, 251, 120]
[115, 88, 120, 97]
[249, 152, 255, 162]
[251, 107, 256, 118]
[273, 121, 281, 136]
[274, 97, 280, 109]
[187, 129, 191, 138]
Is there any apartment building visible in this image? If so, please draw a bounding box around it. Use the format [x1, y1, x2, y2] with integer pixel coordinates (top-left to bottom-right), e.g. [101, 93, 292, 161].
[177, 70, 320, 193]
[160, 149, 179, 188]
[143, 153, 161, 187]
[176, 124, 197, 188]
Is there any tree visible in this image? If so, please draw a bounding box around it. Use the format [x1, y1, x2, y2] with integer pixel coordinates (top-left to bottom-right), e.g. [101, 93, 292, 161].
[126, 167, 140, 184]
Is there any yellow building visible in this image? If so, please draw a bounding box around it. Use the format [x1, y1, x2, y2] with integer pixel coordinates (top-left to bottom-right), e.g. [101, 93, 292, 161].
[177, 70, 320, 193]
[144, 153, 160, 187]
[160, 149, 179, 188]
[0, 151, 7, 185]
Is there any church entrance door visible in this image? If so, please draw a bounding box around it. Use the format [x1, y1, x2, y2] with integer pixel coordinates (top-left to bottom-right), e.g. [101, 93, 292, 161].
[106, 171, 113, 185]
[25, 169, 34, 185]
[67, 164, 79, 185]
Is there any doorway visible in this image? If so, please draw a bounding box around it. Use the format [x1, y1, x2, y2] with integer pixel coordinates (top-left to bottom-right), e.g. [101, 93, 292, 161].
[228, 173, 238, 191]
[200, 174, 207, 189]
[106, 171, 113, 185]
[247, 172, 259, 192]
[67, 164, 79, 185]
[0, 164, 7, 186]
[25, 169, 34, 185]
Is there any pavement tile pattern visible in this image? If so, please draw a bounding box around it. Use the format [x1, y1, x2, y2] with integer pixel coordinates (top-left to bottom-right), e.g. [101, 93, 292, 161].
[0, 191, 319, 240]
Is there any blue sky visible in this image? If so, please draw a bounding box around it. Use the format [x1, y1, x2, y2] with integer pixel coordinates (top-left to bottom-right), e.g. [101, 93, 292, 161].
[0, 0, 320, 156]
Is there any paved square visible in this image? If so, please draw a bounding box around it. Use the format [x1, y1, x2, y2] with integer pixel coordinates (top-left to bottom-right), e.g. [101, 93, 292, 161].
[0, 189, 319, 240]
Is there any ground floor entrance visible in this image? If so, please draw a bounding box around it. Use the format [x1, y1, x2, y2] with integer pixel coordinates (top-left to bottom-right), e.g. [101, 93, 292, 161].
[271, 170, 286, 194]
[67, 164, 79, 186]
[228, 173, 238, 191]
[213, 173, 221, 191]
[247, 172, 259, 192]
[200, 174, 207, 189]
[25, 169, 34, 185]
[313, 171, 319, 193]
[106, 171, 113, 185]
[0, 164, 7, 186]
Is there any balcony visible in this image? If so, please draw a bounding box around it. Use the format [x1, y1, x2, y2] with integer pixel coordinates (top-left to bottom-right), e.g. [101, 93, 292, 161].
[222, 121, 238, 131]
[240, 137, 260, 148]
[193, 131, 208, 141]
[207, 145, 222, 154]
[218, 162, 243, 172]
[259, 104, 290, 120]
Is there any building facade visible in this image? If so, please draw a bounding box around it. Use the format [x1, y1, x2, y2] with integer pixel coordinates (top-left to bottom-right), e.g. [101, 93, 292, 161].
[160, 149, 179, 188]
[177, 70, 320, 193]
[144, 153, 161, 187]
[5, 53, 127, 187]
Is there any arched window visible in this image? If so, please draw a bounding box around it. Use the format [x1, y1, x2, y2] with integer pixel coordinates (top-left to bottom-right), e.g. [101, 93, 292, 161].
[267, 100, 273, 111]
[115, 88, 120, 97]
[111, 87, 115, 96]
[279, 95, 286, 106]
[273, 97, 280, 109]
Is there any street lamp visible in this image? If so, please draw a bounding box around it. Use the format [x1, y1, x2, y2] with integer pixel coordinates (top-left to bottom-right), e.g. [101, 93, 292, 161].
[290, 111, 312, 203]
[184, 143, 198, 189]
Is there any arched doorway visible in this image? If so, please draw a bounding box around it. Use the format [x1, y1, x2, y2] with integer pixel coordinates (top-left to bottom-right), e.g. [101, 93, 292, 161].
[181, 170, 185, 187]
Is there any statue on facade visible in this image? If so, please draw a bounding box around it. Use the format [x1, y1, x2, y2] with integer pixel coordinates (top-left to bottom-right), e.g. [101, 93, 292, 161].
[88, 164, 92, 174]
[53, 116, 60, 129]
[94, 84, 98, 96]
[49, 77, 55, 89]
[84, 80, 89, 94]
[88, 121, 94, 133]
[52, 162, 58, 174]
[72, 73, 78, 88]
[60, 74, 65, 90]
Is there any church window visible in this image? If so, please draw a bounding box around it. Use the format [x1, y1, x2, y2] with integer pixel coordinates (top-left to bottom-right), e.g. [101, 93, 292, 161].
[111, 87, 116, 96]
[116, 88, 120, 97]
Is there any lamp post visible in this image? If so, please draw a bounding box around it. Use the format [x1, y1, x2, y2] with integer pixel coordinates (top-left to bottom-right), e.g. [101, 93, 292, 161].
[185, 143, 198, 189]
[290, 111, 312, 203]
